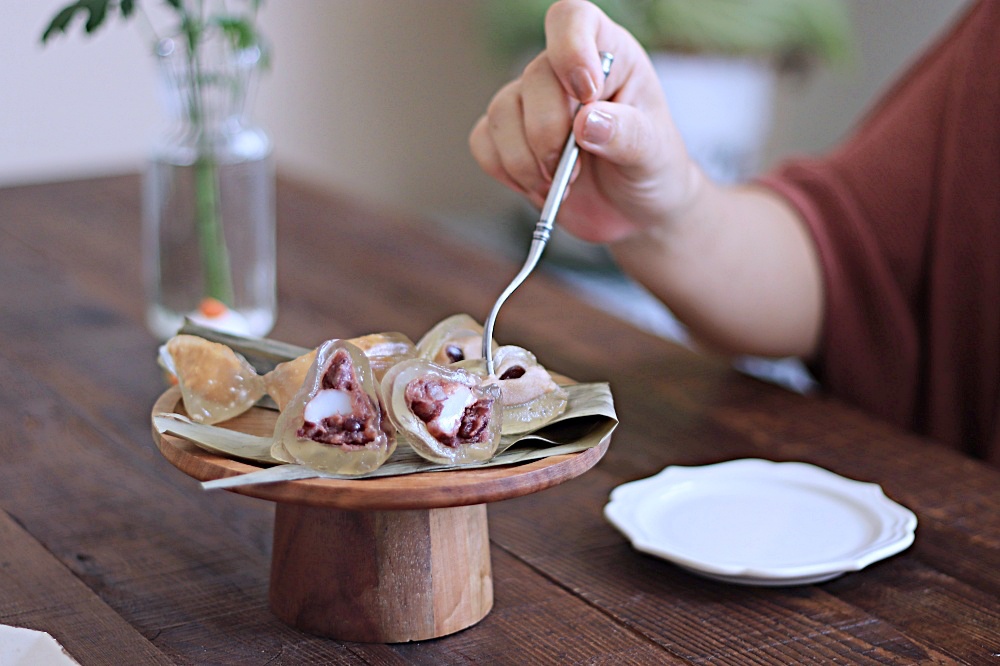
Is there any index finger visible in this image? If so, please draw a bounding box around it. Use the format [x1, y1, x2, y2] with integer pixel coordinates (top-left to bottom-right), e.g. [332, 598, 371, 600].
[543, 0, 633, 102]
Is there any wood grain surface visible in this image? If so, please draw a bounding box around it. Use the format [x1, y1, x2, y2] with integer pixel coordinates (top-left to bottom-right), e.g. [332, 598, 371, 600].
[1, 175, 997, 664]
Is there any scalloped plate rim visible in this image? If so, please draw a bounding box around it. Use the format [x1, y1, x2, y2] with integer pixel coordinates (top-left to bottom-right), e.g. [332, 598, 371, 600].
[604, 458, 917, 586]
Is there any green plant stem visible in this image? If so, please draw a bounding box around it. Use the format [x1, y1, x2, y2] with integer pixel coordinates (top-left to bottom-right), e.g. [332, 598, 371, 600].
[193, 154, 234, 305]
[184, 6, 235, 307]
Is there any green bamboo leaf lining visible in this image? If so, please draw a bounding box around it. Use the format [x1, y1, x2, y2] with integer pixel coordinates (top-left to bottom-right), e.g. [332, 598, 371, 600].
[155, 382, 617, 488]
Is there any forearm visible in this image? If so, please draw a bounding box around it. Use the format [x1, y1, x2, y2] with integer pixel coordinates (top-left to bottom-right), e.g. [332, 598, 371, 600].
[610, 176, 824, 359]
[469, 0, 824, 359]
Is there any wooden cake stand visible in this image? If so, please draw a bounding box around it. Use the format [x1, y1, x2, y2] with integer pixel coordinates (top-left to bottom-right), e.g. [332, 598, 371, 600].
[152, 387, 610, 643]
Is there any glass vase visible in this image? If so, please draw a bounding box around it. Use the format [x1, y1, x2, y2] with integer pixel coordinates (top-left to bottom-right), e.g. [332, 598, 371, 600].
[143, 33, 276, 340]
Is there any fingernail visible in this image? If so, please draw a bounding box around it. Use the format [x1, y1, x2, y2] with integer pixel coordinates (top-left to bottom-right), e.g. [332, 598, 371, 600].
[569, 67, 597, 102]
[582, 109, 614, 145]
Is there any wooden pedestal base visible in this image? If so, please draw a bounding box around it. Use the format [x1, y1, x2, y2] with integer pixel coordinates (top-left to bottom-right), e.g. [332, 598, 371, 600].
[153, 386, 609, 644]
[268, 503, 492, 643]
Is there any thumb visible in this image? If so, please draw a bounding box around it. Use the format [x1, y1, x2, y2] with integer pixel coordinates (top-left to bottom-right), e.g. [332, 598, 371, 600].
[574, 101, 664, 171]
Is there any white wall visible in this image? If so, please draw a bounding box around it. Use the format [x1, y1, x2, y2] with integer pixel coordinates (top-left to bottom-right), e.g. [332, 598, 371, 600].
[1, 0, 158, 184]
[252, 1, 515, 216]
[0, 0, 973, 221]
[764, 0, 972, 165]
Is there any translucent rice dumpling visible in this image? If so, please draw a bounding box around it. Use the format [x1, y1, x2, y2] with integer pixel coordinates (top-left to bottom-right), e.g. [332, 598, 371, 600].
[263, 332, 416, 411]
[416, 314, 496, 364]
[458, 345, 568, 435]
[162, 334, 266, 424]
[271, 339, 395, 475]
[380, 358, 502, 465]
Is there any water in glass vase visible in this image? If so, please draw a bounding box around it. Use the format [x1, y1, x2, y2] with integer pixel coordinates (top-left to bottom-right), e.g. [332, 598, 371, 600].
[144, 141, 276, 339]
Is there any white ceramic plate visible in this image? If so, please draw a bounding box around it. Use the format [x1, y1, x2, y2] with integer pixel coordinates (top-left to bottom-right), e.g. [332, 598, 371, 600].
[604, 459, 917, 586]
[0, 625, 80, 665]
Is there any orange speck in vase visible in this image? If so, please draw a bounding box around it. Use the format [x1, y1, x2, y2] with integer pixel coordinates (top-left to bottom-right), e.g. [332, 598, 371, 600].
[198, 297, 228, 319]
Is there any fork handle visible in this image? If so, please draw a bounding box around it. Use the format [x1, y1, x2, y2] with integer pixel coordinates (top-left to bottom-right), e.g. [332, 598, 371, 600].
[483, 52, 614, 375]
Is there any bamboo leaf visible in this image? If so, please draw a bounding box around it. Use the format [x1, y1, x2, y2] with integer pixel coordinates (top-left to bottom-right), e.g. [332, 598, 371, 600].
[178, 319, 311, 374]
[201, 425, 613, 490]
[154, 413, 280, 464]
[202, 465, 324, 489]
[178, 383, 618, 490]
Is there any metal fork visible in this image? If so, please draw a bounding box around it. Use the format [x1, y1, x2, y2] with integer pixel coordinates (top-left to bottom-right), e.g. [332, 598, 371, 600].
[482, 51, 614, 375]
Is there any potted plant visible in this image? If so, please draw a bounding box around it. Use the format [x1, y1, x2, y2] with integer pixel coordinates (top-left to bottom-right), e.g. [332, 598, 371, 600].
[42, 0, 277, 339]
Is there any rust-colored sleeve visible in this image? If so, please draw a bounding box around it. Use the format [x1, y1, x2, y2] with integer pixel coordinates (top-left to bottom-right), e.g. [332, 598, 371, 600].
[757, 0, 1000, 462]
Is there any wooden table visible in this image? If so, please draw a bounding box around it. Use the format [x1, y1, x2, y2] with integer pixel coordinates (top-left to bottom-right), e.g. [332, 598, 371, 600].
[1, 175, 997, 664]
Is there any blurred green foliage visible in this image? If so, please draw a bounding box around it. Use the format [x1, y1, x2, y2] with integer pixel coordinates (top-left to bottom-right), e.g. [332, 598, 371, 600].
[481, 0, 853, 71]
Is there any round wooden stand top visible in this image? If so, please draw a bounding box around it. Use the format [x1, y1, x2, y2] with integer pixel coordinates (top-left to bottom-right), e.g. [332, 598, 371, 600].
[152, 387, 611, 511]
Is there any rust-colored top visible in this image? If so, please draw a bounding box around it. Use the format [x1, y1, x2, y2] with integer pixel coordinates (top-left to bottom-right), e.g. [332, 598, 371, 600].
[760, 1, 1000, 466]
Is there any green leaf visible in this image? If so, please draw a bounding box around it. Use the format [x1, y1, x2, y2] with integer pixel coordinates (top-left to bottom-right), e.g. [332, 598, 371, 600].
[41, 5, 80, 42]
[83, 0, 109, 32]
[213, 16, 257, 50]
[179, 14, 201, 53]
[41, 0, 130, 43]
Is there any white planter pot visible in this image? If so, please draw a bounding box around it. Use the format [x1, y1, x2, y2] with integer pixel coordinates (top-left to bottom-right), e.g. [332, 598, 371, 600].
[541, 52, 777, 268]
[650, 52, 777, 184]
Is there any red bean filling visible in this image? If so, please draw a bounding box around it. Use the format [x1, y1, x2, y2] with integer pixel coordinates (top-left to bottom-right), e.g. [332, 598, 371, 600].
[405, 377, 493, 447]
[499, 365, 526, 380]
[297, 349, 381, 447]
[445, 344, 464, 362]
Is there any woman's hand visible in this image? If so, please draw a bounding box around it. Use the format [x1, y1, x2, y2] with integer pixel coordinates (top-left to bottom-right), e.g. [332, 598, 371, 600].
[470, 0, 823, 359]
[469, 0, 703, 244]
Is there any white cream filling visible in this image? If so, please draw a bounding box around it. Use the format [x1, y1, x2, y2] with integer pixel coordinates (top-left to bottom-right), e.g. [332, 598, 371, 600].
[304, 389, 353, 423]
[434, 384, 476, 436]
